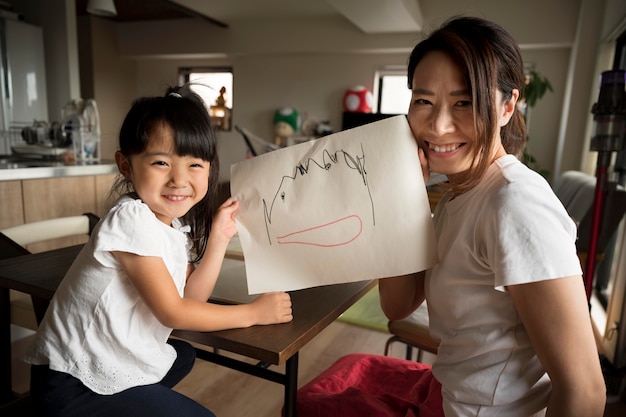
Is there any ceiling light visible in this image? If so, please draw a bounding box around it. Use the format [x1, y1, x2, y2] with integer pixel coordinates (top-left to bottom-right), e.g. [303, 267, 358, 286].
[87, 0, 117, 17]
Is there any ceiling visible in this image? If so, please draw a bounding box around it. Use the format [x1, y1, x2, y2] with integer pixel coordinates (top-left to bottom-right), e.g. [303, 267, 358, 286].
[75, 0, 425, 33]
[75, 0, 230, 27]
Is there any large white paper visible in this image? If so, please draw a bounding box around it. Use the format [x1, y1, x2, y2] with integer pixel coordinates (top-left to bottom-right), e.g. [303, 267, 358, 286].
[230, 115, 437, 294]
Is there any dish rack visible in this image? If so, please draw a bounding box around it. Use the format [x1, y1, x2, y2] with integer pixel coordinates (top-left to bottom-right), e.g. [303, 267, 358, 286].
[9, 123, 70, 158]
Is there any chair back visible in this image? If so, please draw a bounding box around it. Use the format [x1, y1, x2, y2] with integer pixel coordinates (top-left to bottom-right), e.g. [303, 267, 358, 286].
[0, 213, 100, 327]
[1, 213, 99, 247]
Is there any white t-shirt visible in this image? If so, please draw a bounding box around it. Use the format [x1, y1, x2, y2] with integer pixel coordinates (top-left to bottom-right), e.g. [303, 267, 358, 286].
[426, 155, 582, 417]
[24, 195, 192, 395]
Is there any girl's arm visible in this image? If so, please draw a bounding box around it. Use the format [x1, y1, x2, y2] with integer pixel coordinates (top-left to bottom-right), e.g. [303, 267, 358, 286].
[114, 251, 292, 331]
[114, 198, 292, 331]
[378, 271, 426, 321]
[184, 198, 238, 301]
[508, 276, 606, 417]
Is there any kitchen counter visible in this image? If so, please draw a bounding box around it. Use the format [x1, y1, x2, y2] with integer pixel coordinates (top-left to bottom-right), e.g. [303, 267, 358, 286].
[0, 157, 117, 181]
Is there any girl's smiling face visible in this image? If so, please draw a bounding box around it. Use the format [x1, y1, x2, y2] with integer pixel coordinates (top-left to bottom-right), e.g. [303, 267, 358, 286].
[115, 122, 211, 226]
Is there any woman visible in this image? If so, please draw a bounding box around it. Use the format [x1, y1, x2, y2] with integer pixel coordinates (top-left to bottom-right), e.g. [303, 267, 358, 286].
[379, 16, 606, 416]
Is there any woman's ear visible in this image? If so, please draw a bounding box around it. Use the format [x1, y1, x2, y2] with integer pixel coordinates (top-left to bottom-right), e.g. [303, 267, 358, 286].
[499, 88, 520, 127]
[115, 151, 131, 179]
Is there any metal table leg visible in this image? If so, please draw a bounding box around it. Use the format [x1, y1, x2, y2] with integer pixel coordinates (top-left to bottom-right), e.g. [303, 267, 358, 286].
[283, 352, 299, 417]
[1, 287, 14, 404]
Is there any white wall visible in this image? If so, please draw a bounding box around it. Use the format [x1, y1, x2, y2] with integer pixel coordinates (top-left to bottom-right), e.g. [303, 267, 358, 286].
[97, 14, 574, 182]
[134, 51, 409, 182]
[74, 17, 137, 163]
[519, 47, 571, 177]
[20, 0, 626, 183]
[580, 0, 626, 175]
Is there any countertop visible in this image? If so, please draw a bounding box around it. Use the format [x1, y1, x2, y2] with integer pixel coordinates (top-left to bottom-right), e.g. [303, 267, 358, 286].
[0, 157, 118, 181]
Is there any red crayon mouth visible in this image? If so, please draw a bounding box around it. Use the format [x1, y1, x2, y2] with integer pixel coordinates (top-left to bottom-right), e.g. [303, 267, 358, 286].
[275, 215, 363, 247]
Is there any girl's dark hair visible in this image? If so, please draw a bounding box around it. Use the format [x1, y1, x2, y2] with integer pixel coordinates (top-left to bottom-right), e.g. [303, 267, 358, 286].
[407, 16, 527, 194]
[113, 84, 219, 261]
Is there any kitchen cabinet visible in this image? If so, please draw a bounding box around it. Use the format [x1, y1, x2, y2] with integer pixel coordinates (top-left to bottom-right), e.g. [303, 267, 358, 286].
[2, 173, 117, 253]
[94, 172, 117, 215]
[0, 181, 24, 229]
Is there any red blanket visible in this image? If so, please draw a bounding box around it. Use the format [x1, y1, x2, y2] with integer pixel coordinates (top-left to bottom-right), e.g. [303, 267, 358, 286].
[295, 353, 444, 417]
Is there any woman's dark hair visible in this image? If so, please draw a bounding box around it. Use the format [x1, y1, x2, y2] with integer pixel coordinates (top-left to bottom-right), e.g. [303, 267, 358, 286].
[407, 16, 527, 194]
[113, 84, 220, 261]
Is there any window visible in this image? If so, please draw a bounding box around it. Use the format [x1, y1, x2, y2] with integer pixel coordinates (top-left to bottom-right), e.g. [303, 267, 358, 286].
[374, 67, 411, 114]
[179, 67, 233, 131]
[341, 67, 410, 130]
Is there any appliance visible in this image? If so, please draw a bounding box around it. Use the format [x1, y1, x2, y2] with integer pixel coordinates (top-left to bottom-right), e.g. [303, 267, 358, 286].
[584, 70, 626, 301]
[0, 17, 49, 155]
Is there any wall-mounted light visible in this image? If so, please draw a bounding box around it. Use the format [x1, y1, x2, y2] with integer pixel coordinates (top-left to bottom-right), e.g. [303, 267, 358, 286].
[87, 0, 117, 17]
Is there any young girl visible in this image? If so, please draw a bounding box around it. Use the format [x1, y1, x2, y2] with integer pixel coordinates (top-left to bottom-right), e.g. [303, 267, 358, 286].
[379, 17, 606, 416]
[25, 85, 293, 417]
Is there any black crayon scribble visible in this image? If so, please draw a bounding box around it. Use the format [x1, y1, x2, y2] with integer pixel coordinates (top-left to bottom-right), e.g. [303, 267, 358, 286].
[261, 143, 374, 245]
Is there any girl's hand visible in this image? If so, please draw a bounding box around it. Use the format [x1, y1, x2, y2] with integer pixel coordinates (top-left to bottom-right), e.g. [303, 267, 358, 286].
[250, 292, 293, 325]
[418, 147, 430, 185]
[212, 198, 239, 241]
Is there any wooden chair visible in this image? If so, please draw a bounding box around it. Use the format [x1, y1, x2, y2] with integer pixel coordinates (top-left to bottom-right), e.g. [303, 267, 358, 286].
[0, 213, 99, 415]
[0, 393, 36, 416]
[1, 214, 100, 247]
[384, 302, 439, 362]
[1, 213, 100, 329]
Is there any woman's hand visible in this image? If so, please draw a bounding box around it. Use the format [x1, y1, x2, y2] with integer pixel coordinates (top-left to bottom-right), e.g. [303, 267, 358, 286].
[418, 147, 430, 185]
[250, 292, 293, 325]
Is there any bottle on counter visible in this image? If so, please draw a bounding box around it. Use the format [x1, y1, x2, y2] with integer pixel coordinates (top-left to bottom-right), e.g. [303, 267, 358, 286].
[64, 98, 101, 162]
[80, 99, 101, 161]
[61, 100, 82, 162]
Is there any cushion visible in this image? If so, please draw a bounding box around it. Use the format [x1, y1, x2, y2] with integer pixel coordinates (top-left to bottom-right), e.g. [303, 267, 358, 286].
[295, 353, 443, 417]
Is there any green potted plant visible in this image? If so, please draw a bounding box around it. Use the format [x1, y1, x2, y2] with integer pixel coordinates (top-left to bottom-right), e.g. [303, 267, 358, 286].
[521, 69, 553, 107]
[520, 69, 553, 178]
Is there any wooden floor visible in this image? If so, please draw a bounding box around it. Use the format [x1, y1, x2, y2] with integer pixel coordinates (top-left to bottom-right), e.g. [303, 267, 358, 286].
[10, 321, 626, 416]
[173, 321, 404, 416]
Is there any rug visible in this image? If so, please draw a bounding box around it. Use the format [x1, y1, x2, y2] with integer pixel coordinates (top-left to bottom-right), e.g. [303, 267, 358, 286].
[337, 285, 389, 333]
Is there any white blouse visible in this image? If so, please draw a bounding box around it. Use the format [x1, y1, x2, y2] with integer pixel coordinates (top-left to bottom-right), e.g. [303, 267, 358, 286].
[24, 195, 192, 394]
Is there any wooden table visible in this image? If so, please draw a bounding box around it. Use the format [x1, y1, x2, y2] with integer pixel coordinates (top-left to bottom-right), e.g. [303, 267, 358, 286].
[0, 238, 375, 416]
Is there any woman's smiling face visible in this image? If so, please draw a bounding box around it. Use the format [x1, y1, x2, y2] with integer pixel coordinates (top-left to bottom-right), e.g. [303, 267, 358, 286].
[407, 50, 477, 180]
